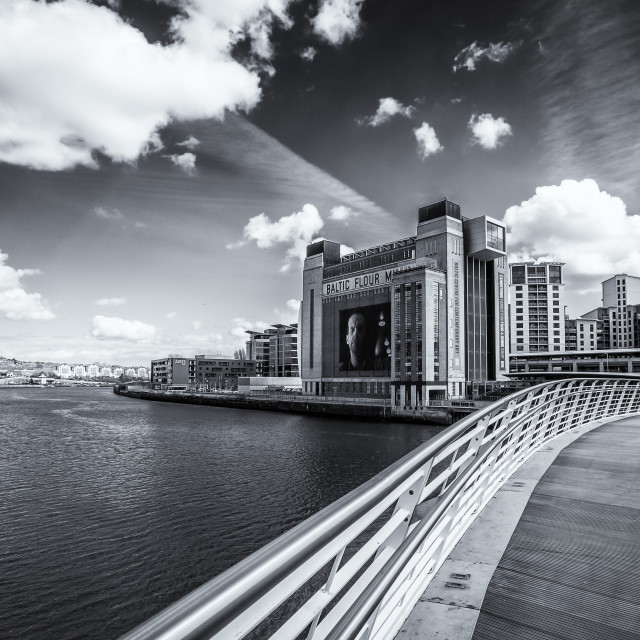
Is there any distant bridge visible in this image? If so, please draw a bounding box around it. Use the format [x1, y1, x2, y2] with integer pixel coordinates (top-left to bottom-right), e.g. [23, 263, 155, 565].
[119, 378, 640, 640]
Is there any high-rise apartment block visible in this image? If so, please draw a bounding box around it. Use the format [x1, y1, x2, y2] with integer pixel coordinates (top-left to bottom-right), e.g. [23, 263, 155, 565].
[509, 262, 565, 353]
[245, 323, 299, 377]
[581, 274, 640, 349]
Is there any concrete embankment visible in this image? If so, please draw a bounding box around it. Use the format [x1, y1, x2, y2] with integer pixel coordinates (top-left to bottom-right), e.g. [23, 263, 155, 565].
[113, 386, 456, 425]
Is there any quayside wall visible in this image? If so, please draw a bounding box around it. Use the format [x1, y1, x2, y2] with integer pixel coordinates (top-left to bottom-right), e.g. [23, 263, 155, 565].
[113, 386, 456, 425]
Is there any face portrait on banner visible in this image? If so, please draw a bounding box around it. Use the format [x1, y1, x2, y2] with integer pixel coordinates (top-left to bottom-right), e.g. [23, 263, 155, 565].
[338, 304, 390, 373]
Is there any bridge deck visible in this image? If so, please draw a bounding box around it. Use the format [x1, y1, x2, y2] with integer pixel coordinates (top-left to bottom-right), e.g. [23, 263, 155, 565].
[472, 416, 640, 639]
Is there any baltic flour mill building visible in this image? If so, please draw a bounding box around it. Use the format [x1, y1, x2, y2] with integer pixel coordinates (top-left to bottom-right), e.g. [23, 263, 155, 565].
[300, 199, 508, 410]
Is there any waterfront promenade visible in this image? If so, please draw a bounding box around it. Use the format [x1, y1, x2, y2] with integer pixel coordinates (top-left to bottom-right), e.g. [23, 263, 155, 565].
[401, 415, 640, 639]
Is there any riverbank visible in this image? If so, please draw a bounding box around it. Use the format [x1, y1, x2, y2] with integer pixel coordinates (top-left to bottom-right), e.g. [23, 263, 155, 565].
[113, 385, 462, 425]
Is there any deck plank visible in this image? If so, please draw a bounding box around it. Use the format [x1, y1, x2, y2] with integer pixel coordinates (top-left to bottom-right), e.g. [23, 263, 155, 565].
[472, 416, 640, 640]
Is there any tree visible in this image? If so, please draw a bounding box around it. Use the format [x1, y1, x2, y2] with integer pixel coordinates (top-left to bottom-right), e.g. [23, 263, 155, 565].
[234, 348, 247, 360]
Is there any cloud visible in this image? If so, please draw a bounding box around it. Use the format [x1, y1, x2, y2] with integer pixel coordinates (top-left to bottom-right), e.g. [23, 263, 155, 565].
[0, 250, 55, 320]
[300, 46, 317, 62]
[504, 179, 640, 298]
[95, 297, 126, 306]
[340, 244, 355, 255]
[329, 205, 356, 221]
[91, 315, 157, 341]
[312, 0, 363, 45]
[166, 152, 196, 173]
[165, 311, 177, 319]
[468, 113, 512, 149]
[414, 122, 443, 159]
[94, 206, 123, 220]
[230, 317, 270, 337]
[191, 320, 203, 331]
[0, 0, 292, 170]
[274, 298, 301, 324]
[236, 203, 324, 271]
[359, 97, 414, 127]
[176, 135, 200, 149]
[453, 41, 519, 72]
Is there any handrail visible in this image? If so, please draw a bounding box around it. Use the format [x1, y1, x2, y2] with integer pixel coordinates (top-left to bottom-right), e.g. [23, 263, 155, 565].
[119, 378, 640, 640]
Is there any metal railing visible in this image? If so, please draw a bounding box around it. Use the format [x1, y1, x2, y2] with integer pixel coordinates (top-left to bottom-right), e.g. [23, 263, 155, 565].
[120, 378, 640, 640]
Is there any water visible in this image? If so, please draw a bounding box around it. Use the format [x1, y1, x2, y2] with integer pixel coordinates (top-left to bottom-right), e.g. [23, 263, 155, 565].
[0, 387, 442, 640]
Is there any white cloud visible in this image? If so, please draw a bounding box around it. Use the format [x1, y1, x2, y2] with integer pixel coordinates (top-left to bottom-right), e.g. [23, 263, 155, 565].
[95, 297, 126, 306]
[340, 243, 355, 255]
[274, 298, 301, 324]
[230, 316, 270, 337]
[0, 0, 293, 170]
[469, 113, 512, 149]
[312, 0, 362, 45]
[300, 46, 317, 62]
[91, 315, 157, 341]
[192, 320, 203, 331]
[453, 41, 518, 72]
[165, 311, 177, 319]
[238, 203, 324, 271]
[504, 179, 640, 296]
[166, 152, 196, 173]
[414, 122, 443, 159]
[176, 135, 200, 149]
[329, 205, 356, 221]
[359, 97, 414, 127]
[94, 206, 123, 220]
[0, 250, 55, 321]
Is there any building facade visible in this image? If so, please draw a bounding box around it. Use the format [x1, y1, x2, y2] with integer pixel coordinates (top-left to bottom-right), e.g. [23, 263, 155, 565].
[564, 317, 598, 351]
[300, 199, 508, 408]
[245, 324, 299, 377]
[509, 262, 565, 353]
[150, 357, 196, 389]
[194, 355, 257, 390]
[151, 356, 257, 390]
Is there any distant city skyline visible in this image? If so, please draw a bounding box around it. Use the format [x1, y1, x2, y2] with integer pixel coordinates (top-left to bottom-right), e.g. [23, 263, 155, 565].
[1, 0, 639, 366]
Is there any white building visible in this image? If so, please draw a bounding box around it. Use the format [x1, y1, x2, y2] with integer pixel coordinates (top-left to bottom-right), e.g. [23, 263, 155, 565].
[113, 367, 123, 377]
[57, 364, 72, 378]
[87, 364, 100, 378]
[126, 368, 137, 377]
[101, 367, 113, 377]
[601, 274, 640, 349]
[137, 367, 148, 378]
[509, 262, 565, 353]
[73, 365, 86, 378]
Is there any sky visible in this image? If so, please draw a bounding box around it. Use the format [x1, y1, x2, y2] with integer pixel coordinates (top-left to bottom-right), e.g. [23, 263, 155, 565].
[1, 0, 639, 366]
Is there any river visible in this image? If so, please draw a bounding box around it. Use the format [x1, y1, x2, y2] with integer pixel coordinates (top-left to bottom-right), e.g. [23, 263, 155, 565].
[0, 387, 442, 640]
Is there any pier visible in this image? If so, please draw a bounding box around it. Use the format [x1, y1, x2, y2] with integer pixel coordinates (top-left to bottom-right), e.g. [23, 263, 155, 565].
[118, 377, 640, 640]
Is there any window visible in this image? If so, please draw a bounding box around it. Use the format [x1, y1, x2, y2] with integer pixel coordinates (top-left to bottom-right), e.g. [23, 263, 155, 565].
[516, 285, 522, 291]
[516, 293, 523, 299]
[517, 330, 523, 336]
[554, 338, 560, 343]
[517, 346, 524, 351]
[554, 323, 560, 328]
[511, 265, 525, 284]
[549, 265, 562, 283]
[516, 323, 523, 328]
[553, 293, 559, 298]
[487, 221, 505, 251]
[517, 338, 523, 343]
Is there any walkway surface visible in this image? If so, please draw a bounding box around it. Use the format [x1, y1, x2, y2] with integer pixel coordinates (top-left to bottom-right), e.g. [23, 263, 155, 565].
[472, 415, 640, 639]
[399, 415, 640, 639]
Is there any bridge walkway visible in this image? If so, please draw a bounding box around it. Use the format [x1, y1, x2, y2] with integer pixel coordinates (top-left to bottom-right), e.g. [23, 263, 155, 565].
[400, 415, 640, 640]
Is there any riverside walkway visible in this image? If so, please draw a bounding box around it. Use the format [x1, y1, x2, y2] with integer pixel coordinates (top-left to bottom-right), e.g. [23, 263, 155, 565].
[400, 414, 640, 639]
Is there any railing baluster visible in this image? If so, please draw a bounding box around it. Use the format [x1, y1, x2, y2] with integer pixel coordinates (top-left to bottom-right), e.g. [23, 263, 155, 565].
[119, 377, 640, 640]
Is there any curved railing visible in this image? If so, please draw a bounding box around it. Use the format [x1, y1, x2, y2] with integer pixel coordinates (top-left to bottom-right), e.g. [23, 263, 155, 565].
[120, 377, 640, 640]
